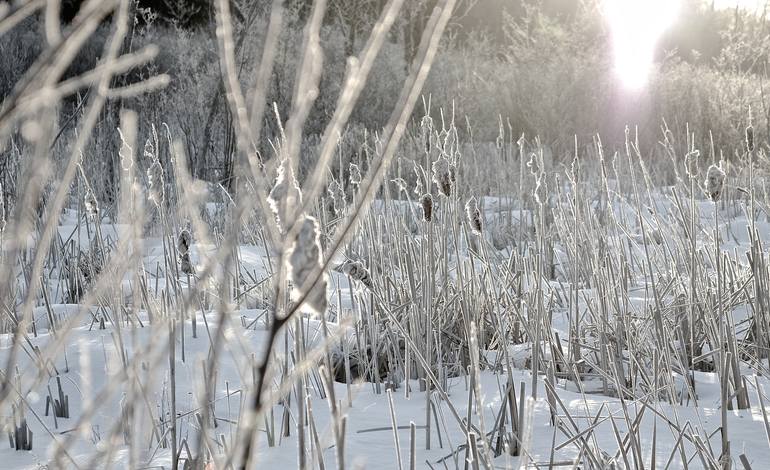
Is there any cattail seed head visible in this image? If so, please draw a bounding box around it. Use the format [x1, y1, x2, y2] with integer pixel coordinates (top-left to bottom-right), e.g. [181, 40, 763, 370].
[527, 152, 540, 176]
[84, 188, 99, 220]
[267, 159, 302, 231]
[327, 180, 346, 215]
[143, 137, 155, 161]
[342, 260, 373, 289]
[746, 125, 755, 152]
[349, 163, 362, 186]
[420, 115, 434, 152]
[147, 159, 165, 208]
[465, 196, 482, 234]
[684, 149, 700, 178]
[287, 215, 327, 315]
[180, 253, 194, 275]
[705, 164, 725, 202]
[420, 193, 433, 222]
[177, 229, 191, 255]
[432, 154, 455, 197]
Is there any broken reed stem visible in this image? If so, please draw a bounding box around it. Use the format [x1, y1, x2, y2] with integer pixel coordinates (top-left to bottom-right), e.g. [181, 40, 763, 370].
[387, 389, 404, 470]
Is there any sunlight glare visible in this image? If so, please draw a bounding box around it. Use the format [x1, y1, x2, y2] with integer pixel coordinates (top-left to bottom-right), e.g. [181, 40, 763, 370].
[604, 0, 681, 90]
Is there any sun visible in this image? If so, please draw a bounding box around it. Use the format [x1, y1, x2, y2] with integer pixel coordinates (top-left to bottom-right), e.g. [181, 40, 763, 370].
[603, 0, 682, 90]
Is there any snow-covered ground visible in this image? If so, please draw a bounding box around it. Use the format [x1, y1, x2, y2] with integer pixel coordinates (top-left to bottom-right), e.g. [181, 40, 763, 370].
[2, 194, 770, 469]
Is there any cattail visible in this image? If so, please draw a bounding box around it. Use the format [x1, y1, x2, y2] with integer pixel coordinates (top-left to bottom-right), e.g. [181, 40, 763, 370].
[420, 115, 433, 153]
[84, 188, 99, 221]
[432, 154, 455, 197]
[705, 163, 725, 202]
[287, 215, 327, 315]
[267, 159, 302, 231]
[746, 125, 755, 152]
[177, 229, 191, 255]
[465, 196, 482, 234]
[327, 180, 346, 215]
[349, 163, 362, 187]
[78, 252, 94, 286]
[420, 193, 433, 222]
[178, 229, 194, 275]
[147, 158, 165, 208]
[180, 252, 194, 275]
[684, 149, 700, 178]
[342, 260, 373, 289]
[526, 152, 540, 176]
[143, 137, 155, 160]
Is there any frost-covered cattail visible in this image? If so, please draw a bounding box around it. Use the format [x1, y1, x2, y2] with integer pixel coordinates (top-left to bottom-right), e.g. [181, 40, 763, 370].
[84, 188, 99, 220]
[349, 163, 362, 187]
[327, 180, 346, 215]
[420, 115, 434, 153]
[179, 231, 194, 275]
[746, 125, 755, 152]
[267, 159, 302, 231]
[177, 229, 191, 255]
[705, 164, 726, 202]
[465, 196, 482, 234]
[147, 159, 165, 208]
[180, 252, 193, 275]
[342, 260, 373, 289]
[143, 137, 155, 160]
[420, 193, 433, 222]
[684, 149, 700, 178]
[527, 152, 540, 176]
[287, 215, 327, 315]
[432, 154, 456, 197]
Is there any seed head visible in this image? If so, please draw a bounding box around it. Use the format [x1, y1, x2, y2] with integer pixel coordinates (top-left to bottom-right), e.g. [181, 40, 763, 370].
[684, 150, 700, 178]
[465, 196, 482, 235]
[432, 154, 456, 197]
[704, 164, 725, 202]
[349, 163, 362, 187]
[177, 229, 191, 255]
[267, 159, 302, 231]
[420, 115, 434, 152]
[84, 188, 99, 220]
[143, 137, 155, 161]
[180, 252, 194, 275]
[147, 159, 165, 208]
[342, 260, 373, 289]
[287, 215, 327, 315]
[327, 180, 346, 215]
[420, 193, 433, 222]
